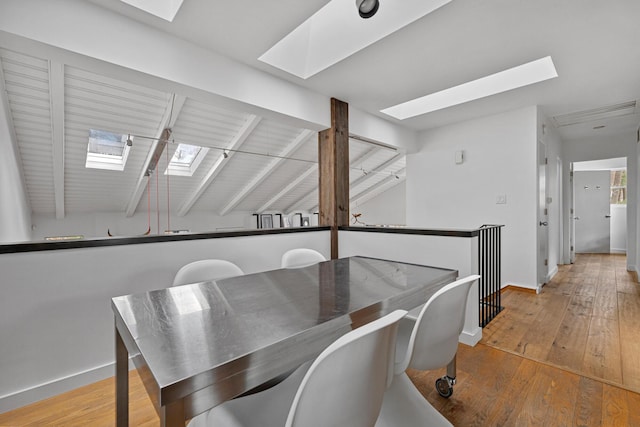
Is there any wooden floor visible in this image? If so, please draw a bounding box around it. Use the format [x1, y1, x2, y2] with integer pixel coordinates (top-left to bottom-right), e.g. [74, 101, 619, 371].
[482, 253, 640, 394]
[1, 253, 639, 426]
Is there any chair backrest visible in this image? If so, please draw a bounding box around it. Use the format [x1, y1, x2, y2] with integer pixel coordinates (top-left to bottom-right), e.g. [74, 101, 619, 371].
[172, 259, 244, 286]
[285, 310, 407, 427]
[281, 248, 326, 268]
[398, 275, 480, 373]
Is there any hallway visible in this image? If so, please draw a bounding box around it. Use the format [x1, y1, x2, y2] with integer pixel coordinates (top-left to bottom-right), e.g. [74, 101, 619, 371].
[481, 254, 640, 392]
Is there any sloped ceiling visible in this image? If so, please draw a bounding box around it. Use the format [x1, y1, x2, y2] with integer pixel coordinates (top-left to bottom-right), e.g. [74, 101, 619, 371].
[0, 48, 405, 223]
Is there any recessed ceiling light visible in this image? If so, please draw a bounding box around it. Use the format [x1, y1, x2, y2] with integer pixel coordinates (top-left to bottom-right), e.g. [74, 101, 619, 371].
[381, 56, 558, 120]
[120, 0, 184, 22]
[259, 0, 452, 79]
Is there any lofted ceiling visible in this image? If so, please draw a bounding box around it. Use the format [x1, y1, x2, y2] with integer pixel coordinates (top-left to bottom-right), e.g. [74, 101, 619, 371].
[0, 47, 405, 221]
[1, 0, 640, 229]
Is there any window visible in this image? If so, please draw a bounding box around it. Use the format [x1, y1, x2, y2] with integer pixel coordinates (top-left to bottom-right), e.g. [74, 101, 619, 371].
[610, 170, 627, 205]
[165, 143, 209, 176]
[85, 129, 131, 171]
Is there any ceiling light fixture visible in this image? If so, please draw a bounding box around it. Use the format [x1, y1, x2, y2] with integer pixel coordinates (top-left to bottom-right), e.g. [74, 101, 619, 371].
[381, 56, 558, 120]
[356, 0, 379, 18]
[126, 134, 133, 147]
[223, 150, 229, 159]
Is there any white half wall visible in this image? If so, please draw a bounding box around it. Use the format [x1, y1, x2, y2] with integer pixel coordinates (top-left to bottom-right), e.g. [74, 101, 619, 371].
[339, 230, 482, 347]
[407, 106, 538, 289]
[0, 231, 330, 412]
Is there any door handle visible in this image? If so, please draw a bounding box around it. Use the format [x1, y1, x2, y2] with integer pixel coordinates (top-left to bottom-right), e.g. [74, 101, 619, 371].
[574, 217, 580, 220]
[539, 221, 548, 226]
[605, 215, 611, 218]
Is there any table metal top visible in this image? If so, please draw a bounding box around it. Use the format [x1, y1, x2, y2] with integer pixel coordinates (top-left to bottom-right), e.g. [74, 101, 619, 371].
[112, 256, 457, 416]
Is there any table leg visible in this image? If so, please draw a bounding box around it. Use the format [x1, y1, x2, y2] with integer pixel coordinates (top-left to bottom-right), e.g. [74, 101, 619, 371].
[161, 399, 185, 427]
[116, 326, 129, 427]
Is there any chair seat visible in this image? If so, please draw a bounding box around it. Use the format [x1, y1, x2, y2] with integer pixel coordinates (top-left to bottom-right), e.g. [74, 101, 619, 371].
[375, 373, 453, 427]
[188, 361, 313, 427]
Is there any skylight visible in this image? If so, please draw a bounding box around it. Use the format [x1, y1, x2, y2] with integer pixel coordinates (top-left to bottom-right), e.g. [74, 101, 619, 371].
[120, 0, 184, 22]
[165, 143, 209, 176]
[381, 56, 559, 120]
[85, 129, 131, 171]
[259, 0, 452, 79]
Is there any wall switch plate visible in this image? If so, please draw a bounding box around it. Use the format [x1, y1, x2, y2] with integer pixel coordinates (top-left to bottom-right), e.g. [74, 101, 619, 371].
[496, 194, 507, 204]
[455, 150, 464, 164]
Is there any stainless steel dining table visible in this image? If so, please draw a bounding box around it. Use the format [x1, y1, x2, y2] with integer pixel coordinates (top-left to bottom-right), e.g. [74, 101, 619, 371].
[112, 256, 457, 426]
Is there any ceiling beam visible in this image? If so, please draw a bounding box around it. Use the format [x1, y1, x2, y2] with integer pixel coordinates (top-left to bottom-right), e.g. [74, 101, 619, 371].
[284, 188, 318, 214]
[219, 129, 314, 215]
[279, 145, 379, 216]
[349, 153, 404, 189]
[350, 168, 406, 208]
[125, 94, 186, 217]
[48, 61, 65, 219]
[309, 153, 404, 213]
[257, 164, 318, 213]
[177, 114, 261, 216]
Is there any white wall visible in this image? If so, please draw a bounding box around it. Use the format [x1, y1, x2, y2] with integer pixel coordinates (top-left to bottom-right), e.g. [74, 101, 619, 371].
[562, 134, 637, 270]
[339, 230, 481, 346]
[0, 231, 330, 412]
[611, 204, 627, 253]
[407, 106, 539, 289]
[351, 182, 406, 226]
[0, 84, 31, 243]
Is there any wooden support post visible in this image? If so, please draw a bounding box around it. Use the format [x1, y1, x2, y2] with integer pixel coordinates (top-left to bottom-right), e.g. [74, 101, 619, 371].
[319, 98, 349, 259]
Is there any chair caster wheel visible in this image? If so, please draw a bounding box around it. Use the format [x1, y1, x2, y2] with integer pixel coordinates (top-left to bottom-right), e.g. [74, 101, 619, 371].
[435, 377, 453, 398]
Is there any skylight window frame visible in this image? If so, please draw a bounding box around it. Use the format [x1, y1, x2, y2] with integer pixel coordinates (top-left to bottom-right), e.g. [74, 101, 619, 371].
[165, 143, 210, 177]
[120, 0, 185, 22]
[85, 130, 132, 171]
[381, 56, 558, 120]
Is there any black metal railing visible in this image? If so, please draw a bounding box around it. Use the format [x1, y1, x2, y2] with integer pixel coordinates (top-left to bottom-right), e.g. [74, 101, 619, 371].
[478, 224, 504, 327]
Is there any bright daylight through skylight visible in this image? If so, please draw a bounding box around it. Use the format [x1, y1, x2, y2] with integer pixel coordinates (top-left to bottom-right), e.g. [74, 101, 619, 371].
[85, 129, 131, 171]
[166, 143, 209, 177]
[120, 0, 184, 22]
[259, 0, 452, 79]
[381, 56, 558, 120]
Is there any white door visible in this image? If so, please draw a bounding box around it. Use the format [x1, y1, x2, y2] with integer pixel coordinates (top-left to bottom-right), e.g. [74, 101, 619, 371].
[537, 141, 549, 287]
[574, 171, 610, 253]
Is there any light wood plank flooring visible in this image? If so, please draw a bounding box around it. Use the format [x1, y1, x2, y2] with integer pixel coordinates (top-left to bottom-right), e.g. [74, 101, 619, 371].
[482, 253, 640, 393]
[1, 253, 638, 426]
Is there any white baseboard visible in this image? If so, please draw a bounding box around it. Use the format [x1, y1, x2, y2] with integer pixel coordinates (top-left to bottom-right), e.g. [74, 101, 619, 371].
[459, 326, 482, 347]
[610, 248, 627, 254]
[545, 265, 558, 283]
[0, 363, 116, 414]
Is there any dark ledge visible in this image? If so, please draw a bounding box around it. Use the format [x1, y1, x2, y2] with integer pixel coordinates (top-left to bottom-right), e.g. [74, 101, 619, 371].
[0, 226, 331, 254]
[338, 225, 502, 238]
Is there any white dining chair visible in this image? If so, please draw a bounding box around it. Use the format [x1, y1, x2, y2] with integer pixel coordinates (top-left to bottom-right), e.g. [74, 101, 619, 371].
[187, 309, 408, 427]
[281, 248, 326, 268]
[172, 259, 244, 286]
[375, 274, 481, 427]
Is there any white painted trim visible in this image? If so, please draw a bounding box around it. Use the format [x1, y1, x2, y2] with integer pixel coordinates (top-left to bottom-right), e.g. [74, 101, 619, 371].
[545, 265, 558, 283]
[0, 362, 114, 413]
[503, 282, 539, 292]
[610, 248, 627, 254]
[459, 326, 482, 347]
